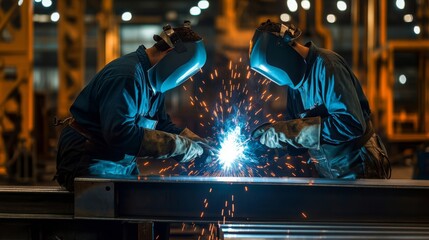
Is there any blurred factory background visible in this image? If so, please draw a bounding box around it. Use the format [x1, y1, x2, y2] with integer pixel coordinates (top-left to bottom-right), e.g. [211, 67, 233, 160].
[1, 0, 429, 183]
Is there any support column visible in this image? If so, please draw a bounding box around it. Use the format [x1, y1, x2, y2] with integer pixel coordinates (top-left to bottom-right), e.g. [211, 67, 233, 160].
[57, 0, 85, 120]
[96, 0, 120, 71]
[0, 0, 35, 180]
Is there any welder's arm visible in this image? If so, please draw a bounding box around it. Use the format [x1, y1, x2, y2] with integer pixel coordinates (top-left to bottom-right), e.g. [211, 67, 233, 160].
[137, 128, 203, 162]
[252, 117, 321, 150]
[319, 63, 367, 145]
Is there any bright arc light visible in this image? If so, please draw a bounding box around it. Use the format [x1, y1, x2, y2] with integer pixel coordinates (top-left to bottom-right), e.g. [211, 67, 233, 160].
[18, 0, 23, 6]
[121, 12, 132, 21]
[399, 74, 407, 84]
[287, 0, 298, 12]
[190, 6, 201, 16]
[396, 0, 405, 9]
[403, 14, 413, 22]
[327, 14, 336, 23]
[301, 0, 311, 10]
[217, 126, 246, 170]
[50, 12, 60, 22]
[35, 0, 42, 2]
[280, 13, 291, 22]
[41, 0, 52, 7]
[337, 1, 347, 11]
[198, 0, 209, 9]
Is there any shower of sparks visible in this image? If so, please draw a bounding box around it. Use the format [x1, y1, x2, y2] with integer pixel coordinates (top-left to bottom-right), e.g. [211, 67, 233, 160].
[183, 58, 297, 177]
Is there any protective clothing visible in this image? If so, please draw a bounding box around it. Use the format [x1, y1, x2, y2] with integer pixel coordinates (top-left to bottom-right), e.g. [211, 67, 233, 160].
[251, 41, 391, 179]
[55, 41, 205, 191]
[148, 24, 206, 93]
[249, 23, 307, 89]
[252, 117, 321, 149]
[138, 128, 203, 162]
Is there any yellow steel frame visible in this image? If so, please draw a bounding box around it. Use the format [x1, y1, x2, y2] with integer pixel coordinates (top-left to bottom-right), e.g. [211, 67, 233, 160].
[385, 40, 429, 142]
[0, 0, 34, 179]
[96, 0, 120, 71]
[57, 0, 85, 120]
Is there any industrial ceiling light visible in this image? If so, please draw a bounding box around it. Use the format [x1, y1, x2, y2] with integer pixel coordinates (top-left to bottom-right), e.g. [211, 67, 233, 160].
[413, 25, 421, 34]
[301, 0, 311, 10]
[287, 0, 298, 12]
[327, 14, 336, 23]
[121, 12, 132, 21]
[198, 0, 209, 10]
[403, 14, 413, 23]
[50, 12, 60, 22]
[190, 6, 201, 16]
[280, 13, 291, 22]
[41, 0, 52, 7]
[337, 1, 347, 11]
[396, 0, 405, 9]
[399, 74, 407, 84]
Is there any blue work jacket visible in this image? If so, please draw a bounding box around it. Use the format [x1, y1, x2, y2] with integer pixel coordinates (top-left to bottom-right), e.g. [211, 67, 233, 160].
[286, 42, 389, 178]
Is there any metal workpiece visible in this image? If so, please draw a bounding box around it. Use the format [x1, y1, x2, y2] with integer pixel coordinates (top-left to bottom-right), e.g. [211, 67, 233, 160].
[0, 185, 73, 219]
[219, 223, 429, 239]
[74, 176, 429, 223]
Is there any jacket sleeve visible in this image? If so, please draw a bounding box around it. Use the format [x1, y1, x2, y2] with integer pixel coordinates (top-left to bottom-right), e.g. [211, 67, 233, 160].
[320, 62, 367, 144]
[155, 95, 184, 134]
[96, 74, 144, 155]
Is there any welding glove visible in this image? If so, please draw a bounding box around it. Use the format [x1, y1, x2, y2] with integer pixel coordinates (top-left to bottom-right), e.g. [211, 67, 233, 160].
[180, 128, 215, 164]
[138, 128, 203, 163]
[180, 128, 207, 143]
[251, 117, 321, 150]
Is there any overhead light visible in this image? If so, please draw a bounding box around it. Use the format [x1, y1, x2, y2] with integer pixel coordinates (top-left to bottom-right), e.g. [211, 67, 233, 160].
[50, 12, 60, 22]
[190, 6, 201, 16]
[280, 13, 291, 22]
[403, 14, 413, 23]
[287, 0, 298, 12]
[301, 0, 311, 10]
[18, 0, 23, 6]
[396, 0, 405, 9]
[414, 25, 421, 34]
[41, 0, 52, 7]
[121, 12, 132, 22]
[198, 0, 209, 10]
[398, 74, 407, 84]
[35, 0, 42, 2]
[337, 1, 347, 11]
[327, 14, 336, 23]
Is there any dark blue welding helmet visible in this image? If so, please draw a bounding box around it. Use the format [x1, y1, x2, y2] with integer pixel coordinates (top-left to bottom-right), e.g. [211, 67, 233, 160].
[249, 22, 307, 89]
[148, 21, 207, 93]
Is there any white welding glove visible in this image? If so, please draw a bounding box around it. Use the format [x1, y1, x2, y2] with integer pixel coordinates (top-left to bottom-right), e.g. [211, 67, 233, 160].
[138, 128, 203, 163]
[252, 117, 321, 150]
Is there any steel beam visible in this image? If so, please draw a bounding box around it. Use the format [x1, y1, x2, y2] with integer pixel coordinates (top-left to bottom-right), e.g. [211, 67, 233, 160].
[74, 176, 429, 224]
[0, 186, 73, 219]
[220, 223, 429, 239]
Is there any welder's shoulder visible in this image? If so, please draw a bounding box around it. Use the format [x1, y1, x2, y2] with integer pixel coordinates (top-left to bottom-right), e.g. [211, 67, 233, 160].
[316, 49, 349, 74]
[99, 52, 143, 78]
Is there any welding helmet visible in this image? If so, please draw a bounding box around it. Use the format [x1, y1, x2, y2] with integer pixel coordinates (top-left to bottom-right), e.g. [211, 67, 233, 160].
[148, 21, 207, 93]
[249, 22, 307, 89]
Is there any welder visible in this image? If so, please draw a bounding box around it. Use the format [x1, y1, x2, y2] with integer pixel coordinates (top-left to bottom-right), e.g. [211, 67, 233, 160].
[54, 21, 208, 191]
[249, 20, 391, 179]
